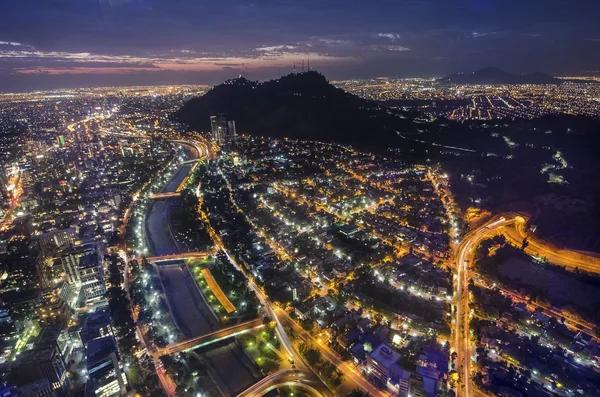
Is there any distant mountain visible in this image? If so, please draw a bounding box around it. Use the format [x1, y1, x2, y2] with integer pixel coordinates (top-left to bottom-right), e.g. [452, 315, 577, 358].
[173, 71, 419, 148]
[441, 67, 560, 85]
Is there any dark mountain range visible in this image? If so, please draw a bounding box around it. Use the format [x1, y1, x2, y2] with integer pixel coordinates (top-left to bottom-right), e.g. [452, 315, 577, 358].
[173, 71, 419, 148]
[441, 67, 560, 85]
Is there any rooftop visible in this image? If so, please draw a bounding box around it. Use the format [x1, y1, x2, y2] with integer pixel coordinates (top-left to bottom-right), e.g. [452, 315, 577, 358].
[369, 343, 401, 370]
[86, 336, 118, 371]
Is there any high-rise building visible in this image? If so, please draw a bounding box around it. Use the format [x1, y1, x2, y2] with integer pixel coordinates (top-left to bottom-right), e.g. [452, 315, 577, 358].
[210, 114, 236, 146]
[0, 290, 41, 330]
[60, 242, 106, 305]
[80, 312, 114, 348]
[0, 379, 55, 397]
[36, 324, 77, 372]
[60, 242, 100, 285]
[37, 228, 77, 257]
[3, 244, 41, 290]
[0, 301, 17, 337]
[85, 336, 128, 397]
[8, 344, 70, 396]
[80, 256, 106, 305]
[34, 290, 70, 326]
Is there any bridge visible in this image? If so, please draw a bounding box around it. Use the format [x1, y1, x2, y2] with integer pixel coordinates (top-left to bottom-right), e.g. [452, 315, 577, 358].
[155, 318, 263, 356]
[146, 250, 215, 263]
[150, 192, 181, 199]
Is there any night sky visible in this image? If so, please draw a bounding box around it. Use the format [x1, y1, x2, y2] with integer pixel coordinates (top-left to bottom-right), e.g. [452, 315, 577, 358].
[1, 0, 599, 90]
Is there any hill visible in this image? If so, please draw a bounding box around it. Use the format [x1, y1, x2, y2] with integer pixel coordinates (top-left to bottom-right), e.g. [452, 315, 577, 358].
[441, 67, 560, 85]
[172, 71, 418, 148]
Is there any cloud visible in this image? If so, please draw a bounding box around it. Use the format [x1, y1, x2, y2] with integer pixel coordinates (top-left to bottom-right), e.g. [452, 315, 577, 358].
[0, 42, 355, 76]
[317, 38, 350, 45]
[0, 0, 598, 88]
[387, 46, 411, 52]
[254, 45, 299, 56]
[471, 31, 508, 38]
[0, 41, 24, 46]
[255, 45, 297, 52]
[378, 33, 402, 41]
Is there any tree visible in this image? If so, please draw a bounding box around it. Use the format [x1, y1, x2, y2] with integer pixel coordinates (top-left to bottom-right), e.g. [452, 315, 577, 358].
[107, 255, 123, 287]
[521, 237, 529, 251]
[138, 307, 153, 323]
[130, 259, 141, 278]
[149, 389, 168, 397]
[131, 287, 147, 307]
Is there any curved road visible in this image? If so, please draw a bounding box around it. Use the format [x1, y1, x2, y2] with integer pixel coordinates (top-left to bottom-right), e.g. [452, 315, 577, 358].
[454, 215, 515, 397]
[237, 369, 325, 397]
[502, 214, 600, 274]
[454, 213, 600, 397]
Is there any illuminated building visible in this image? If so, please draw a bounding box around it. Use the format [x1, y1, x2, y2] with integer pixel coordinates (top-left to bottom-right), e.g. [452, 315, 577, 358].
[0, 380, 54, 397]
[0, 290, 41, 326]
[210, 114, 236, 145]
[80, 312, 114, 348]
[0, 301, 17, 337]
[367, 343, 401, 385]
[3, 245, 42, 290]
[367, 343, 442, 397]
[9, 343, 70, 396]
[34, 291, 70, 326]
[37, 228, 77, 256]
[85, 336, 128, 397]
[60, 242, 106, 305]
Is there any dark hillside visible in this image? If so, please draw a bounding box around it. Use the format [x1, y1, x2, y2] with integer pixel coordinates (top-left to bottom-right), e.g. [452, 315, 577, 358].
[173, 71, 418, 148]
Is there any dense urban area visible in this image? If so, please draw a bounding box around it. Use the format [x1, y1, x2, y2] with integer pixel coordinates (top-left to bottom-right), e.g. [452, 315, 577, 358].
[333, 75, 600, 120]
[1, 74, 600, 397]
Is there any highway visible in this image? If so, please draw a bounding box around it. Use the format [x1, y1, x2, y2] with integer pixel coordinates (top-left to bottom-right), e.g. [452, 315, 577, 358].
[453, 215, 515, 397]
[453, 212, 600, 397]
[501, 215, 600, 274]
[221, 252, 335, 396]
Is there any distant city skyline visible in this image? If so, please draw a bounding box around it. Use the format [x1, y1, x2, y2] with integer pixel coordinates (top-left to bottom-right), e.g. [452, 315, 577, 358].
[1, 0, 599, 91]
